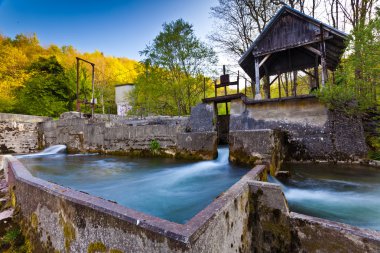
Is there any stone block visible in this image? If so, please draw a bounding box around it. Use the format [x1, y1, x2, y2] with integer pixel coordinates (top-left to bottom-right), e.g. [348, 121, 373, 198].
[229, 129, 284, 172]
[176, 132, 217, 159]
[187, 103, 215, 132]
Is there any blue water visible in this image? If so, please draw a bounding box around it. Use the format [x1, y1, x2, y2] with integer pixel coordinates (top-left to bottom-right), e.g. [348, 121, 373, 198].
[269, 163, 380, 231]
[18, 146, 249, 224]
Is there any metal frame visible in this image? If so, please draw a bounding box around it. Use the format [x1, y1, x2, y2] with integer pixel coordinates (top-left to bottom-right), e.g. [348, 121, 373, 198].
[76, 57, 96, 118]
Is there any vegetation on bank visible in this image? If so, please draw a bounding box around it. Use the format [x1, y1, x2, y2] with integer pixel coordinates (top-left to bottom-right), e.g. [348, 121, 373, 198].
[315, 8, 380, 157]
[0, 33, 139, 117]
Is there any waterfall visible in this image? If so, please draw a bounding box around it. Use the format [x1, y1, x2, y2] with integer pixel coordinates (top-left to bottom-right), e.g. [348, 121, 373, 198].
[17, 145, 67, 158]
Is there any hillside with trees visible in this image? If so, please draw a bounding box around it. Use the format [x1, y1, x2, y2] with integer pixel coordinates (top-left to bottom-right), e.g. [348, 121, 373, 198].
[0, 33, 140, 117]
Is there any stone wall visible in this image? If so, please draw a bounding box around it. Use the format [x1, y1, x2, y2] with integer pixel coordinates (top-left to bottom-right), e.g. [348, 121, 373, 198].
[229, 95, 368, 161]
[2, 155, 261, 253]
[186, 103, 216, 132]
[40, 114, 217, 159]
[4, 156, 379, 253]
[248, 180, 380, 252]
[229, 129, 284, 174]
[0, 113, 51, 154]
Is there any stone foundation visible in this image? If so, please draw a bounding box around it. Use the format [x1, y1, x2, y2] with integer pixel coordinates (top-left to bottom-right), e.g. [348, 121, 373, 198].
[229, 95, 368, 161]
[0, 113, 51, 154]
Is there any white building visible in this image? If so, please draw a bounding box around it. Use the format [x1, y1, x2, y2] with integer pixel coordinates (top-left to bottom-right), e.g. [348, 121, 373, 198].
[115, 84, 134, 116]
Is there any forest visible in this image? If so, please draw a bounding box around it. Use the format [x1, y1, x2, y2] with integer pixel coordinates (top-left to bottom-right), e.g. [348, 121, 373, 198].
[0, 0, 379, 119]
[0, 33, 140, 117]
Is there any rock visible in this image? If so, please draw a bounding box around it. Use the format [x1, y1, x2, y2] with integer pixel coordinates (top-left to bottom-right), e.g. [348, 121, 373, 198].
[0, 208, 14, 234]
[276, 171, 291, 180]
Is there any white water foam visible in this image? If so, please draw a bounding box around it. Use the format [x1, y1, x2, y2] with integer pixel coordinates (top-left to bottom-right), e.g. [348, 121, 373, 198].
[17, 145, 67, 158]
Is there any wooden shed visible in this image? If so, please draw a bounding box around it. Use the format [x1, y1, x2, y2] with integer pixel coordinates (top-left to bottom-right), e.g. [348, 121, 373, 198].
[239, 5, 348, 99]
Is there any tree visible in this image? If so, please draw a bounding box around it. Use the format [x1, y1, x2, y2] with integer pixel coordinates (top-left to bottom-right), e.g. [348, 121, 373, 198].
[136, 19, 217, 115]
[209, 0, 304, 59]
[0, 41, 29, 112]
[0, 33, 140, 116]
[15, 56, 71, 117]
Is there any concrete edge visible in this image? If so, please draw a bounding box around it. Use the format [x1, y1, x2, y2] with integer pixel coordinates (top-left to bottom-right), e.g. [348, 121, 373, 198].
[290, 212, 380, 241]
[3, 155, 266, 245]
[0, 112, 52, 123]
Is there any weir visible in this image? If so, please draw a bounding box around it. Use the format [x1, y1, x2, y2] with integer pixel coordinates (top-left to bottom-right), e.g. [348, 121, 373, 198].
[18, 145, 248, 224]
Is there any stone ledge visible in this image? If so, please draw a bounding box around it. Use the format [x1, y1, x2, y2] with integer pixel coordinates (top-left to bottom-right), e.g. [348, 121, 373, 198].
[290, 212, 380, 252]
[0, 113, 51, 123]
[3, 154, 260, 252]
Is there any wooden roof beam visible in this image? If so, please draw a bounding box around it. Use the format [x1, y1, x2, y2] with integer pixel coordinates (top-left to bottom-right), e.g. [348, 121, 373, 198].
[269, 75, 279, 86]
[301, 69, 316, 78]
[259, 53, 272, 67]
[253, 36, 333, 57]
[304, 45, 321, 56]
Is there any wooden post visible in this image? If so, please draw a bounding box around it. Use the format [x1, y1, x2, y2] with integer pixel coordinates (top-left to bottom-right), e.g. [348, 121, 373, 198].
[214, 80, 217, 97]
[254, 57, 261, 100]
[278, 74, 282, 98]
[293, 70, 297, 96]
[263, 65, 270, 99]
[320, 24, 327, 87]
[245, 79, 247, 96]
[237, 70, 239, 93]
[265, 75, 270, 99]
[314, 56, 319, 89]
[320, 44, 327, 87]
[223, 65, 226, 75]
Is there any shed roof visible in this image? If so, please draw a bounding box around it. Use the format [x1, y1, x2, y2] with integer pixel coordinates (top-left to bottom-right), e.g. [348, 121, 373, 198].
[239, 5, 348, 79]
[115, 83, 135, 87]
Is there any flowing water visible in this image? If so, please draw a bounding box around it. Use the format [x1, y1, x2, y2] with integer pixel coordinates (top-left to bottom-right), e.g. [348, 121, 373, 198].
[18, 145, 248, 224]
[17, 144, 67, 158]
[269, 163, 380, 231]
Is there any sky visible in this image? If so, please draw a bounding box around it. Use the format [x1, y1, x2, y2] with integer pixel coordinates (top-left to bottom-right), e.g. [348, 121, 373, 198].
[0, 0, 221, 61]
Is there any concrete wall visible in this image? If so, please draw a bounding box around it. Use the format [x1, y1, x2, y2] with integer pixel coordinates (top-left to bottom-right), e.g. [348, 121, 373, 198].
[0, 113, 51, 154]
[229, 129, 284, 174]
[187, 103, 216, 132]
[2, 155, 262, 253]
[40, 115, 217, 159]
[4, 156, 379, 253]
[229, 96, 368, 161]
[0, 111, 217, 159]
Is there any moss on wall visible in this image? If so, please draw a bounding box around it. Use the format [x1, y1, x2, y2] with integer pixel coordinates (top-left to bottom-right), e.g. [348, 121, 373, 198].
[59, 213, 76, 253]
[87, 241, 107, 253]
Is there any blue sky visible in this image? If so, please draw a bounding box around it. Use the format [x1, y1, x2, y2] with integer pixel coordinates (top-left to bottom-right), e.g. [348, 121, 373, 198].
[0, 0, 218, 60]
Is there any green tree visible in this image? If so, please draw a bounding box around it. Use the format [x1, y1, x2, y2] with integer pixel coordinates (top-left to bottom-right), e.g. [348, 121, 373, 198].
[135, 19, 217, 115]
[15, 56, 71, 117]
[0, 42, 29, 112]
[318, 8, 380, 113]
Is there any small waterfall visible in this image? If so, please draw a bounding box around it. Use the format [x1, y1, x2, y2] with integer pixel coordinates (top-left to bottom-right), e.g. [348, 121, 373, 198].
[215, 146, 229, 164]
[39, 145, 67, 155]
[17, 145, 67, 158]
